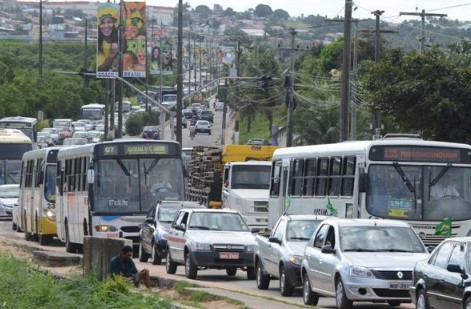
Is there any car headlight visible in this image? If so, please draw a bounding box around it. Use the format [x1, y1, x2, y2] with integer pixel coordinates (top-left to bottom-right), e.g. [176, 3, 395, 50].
[350, 266, 375, 278]
[246, 244, 257, 252]
[94, 225, 118, 232]
[289, 255, 303, 266]
[189, 241, 210, 251]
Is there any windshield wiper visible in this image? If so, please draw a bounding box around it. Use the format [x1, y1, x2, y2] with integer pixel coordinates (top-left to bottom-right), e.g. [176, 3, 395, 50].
[392, 162, 417, 209]
[430, 163, 452, 186]
[113, 157, 130, 177]
[189, 225, 210, 230]
[343, 248, 377, 252]
[144, 158, 160, 175]
[374, 249, 411, 252]
[289, 237, 310, 240]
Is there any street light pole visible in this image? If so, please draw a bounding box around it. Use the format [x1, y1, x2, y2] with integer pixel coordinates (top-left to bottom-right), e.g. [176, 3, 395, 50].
[39, 0, 43, 82]
[286, 28, 296, 147]
[176, 0, 183, 146]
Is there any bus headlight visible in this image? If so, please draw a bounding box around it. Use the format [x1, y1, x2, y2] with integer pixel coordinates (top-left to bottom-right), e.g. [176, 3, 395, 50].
[43, 209, 56, 221]
[95, 225, 118, 232]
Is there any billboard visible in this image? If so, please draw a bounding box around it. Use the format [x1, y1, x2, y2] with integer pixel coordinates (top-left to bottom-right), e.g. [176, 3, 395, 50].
[150, 42, 173, 75]
[97, 3, 120, 78]
[123, 2, 146, 78]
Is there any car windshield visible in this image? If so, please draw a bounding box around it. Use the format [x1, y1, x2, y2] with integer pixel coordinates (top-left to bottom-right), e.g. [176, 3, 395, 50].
[63, 139, 87, 146]
[158, 207, 180, 223]
[0, 186, 19, 198]
[340, 225, 426, 253]
[287, 220, 321, 241]
[188, 212, 249, 231]
[231, 165, 271, 189]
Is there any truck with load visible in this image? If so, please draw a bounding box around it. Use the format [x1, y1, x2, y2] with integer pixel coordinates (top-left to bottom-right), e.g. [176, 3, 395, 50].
[254, 214, 328, 296]
[186, 144, 279, 229]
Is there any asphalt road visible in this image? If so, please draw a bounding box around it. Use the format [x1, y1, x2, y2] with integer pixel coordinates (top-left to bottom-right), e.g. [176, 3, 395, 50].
[0, 220, 414, 309]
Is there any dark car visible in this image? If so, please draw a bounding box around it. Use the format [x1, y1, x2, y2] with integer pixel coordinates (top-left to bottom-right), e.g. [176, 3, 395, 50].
[138, 201, 204, 265]
[200, 110, 214, 123]
[142, 126, 160, 140]
[410, 237, 471, 309]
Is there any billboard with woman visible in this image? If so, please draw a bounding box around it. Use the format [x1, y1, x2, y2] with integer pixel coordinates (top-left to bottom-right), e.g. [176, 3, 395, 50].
[97, 3, 120, 77]
[123, 2, 146, 78]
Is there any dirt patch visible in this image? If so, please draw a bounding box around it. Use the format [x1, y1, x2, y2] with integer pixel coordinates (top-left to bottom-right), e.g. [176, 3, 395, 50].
[203, 300, 241, 309]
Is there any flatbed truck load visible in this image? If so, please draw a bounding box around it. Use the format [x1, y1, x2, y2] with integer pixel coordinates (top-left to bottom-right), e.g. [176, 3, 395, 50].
[186, 144, 279, 229]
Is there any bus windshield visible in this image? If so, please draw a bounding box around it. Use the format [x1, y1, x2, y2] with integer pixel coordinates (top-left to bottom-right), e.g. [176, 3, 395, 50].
[367, 165, 471, 221]
[93, 157, 184, 214]
[0, 160, 22, 184]
[81, 108, 103, 121]
[44, 165, 56, 202]
[231, 165, 271, 190]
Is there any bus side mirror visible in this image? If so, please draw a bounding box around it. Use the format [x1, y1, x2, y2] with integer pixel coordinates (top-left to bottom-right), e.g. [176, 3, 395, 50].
[87, 169, 94, 184]
[359, 168, 368, 193]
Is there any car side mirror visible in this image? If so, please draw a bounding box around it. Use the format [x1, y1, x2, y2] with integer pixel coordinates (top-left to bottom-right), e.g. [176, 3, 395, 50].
[251, 228, 261, 234]
[321, 245, 336, 254]
[173, 223, 186, 232]
[268, 237, 282, 245]
[144, 218, 155, 225]
[446, 264, 467, 277]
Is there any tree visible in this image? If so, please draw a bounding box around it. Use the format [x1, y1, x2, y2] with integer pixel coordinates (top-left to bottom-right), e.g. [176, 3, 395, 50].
[317, 38, 344, 76]
[254, 4, 272, 18]
[360, 47, 471, 142]
[194, 5, 211, 19]
[222, 7, 236, 17]
[271, 9, 289, 21]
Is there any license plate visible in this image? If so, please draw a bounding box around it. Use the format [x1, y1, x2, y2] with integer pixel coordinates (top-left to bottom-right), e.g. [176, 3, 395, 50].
[219, 252, 239, 259]
[389, 281, 412, 289]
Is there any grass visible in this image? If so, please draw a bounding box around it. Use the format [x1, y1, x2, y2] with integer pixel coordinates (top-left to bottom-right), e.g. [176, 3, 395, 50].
[239, 114, 284, 144]
[0, 253, 171, 308]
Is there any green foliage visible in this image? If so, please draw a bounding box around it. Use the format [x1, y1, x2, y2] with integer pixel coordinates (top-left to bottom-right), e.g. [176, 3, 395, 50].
[254, 4, 272, 18]
[0, 253, 171, 308]
[175, 281, 195, 294]
[125, 111, 160, 136]
[360, 47, 471, 142]
[317, 38, 344, 76]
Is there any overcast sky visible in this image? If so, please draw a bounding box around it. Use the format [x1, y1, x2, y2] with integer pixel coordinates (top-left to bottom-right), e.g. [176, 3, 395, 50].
[152, 0, 471, 22]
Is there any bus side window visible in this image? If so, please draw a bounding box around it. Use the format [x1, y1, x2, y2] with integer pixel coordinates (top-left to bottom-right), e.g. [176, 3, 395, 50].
[315, 158, 329, 196]
[270, 161, 282, 197]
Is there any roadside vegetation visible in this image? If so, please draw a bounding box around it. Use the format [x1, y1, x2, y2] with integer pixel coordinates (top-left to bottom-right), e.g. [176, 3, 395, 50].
[0, 253, 171, 308]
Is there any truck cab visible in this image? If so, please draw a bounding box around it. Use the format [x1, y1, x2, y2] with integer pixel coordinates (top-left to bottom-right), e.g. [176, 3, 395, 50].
[222, 161, 272, 229]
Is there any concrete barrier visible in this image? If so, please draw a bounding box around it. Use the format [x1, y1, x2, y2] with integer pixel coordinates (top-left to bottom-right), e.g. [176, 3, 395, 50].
[83, 236, 132, 281]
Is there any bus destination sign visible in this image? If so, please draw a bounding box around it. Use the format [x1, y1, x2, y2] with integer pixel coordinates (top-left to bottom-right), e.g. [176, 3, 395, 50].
[369, 146, 471, 163]
[124, 144, 168, 155]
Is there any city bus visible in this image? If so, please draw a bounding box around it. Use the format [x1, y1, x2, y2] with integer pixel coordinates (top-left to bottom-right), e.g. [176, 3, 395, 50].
[56, 139, 185, 253]
[19, 147, 60, 245]
[0, 116, 38, 142]
[79, 103, 105, 129]
[268, 134, 471, 246]
[0, 129, 33, 185]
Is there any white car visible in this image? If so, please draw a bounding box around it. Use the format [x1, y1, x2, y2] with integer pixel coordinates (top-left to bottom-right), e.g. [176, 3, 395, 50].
[301, 218, 429, 308]
[41, 128, 60, 144]
[195, 120, 211, 135]
[77, 119, 93, 131]
[72, 121, 87, 132]
[165, 208, 257, 280]
[0, 184, 19, 220]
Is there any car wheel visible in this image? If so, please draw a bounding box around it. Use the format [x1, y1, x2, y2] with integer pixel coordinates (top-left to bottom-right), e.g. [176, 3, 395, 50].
[416, 289, 430, 309]
[336, 278, 352, 309]
[226, 267, 237, 276]
[256, 260, 270, 289]
[464, 297, 471, 309]
[246, 266, 256, 280]
[302, 274, 319, 306]
[388, 300, 401, 307]
[185, 251, 197, 279]
[151, 242, 162, 265]
[165, 249, 177, 274]
[280, 265, 294, 296]
[138, 242, 149, 262]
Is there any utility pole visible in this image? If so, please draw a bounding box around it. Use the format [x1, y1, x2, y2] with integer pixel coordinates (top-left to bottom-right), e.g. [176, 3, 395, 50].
[39, 0, 43, 82]
[176, 0, 183, 146]
[188, 21, 191, 92]
[234, 39, 241, 144]
[400, 9, 447, 53]
[116, 0, 124, 139]
[286, 28, 296, 147]
[373, 10, 384, 140]
[221, 77, 228, 146]
[340, 0, 352, 142]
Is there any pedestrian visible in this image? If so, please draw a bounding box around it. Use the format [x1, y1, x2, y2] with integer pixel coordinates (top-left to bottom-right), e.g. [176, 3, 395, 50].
[109, 245, 151, 288]
[189, 123, 196, 140]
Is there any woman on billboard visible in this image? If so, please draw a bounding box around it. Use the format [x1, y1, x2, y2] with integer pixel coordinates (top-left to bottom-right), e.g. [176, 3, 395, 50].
[97, 4, 119, 72]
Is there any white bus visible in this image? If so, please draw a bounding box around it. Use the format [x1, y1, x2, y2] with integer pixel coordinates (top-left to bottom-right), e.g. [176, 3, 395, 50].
[0, 116, 38, 143]
[0, 129, 33, 185]
[56, 139, 185, 253]
[268, 135, 471, 246]
[19, 147, 59, 245]
[79, 103, 105, 129]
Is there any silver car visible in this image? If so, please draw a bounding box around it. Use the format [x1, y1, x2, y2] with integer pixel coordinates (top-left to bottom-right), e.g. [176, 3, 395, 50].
[301, 218, 428, 308]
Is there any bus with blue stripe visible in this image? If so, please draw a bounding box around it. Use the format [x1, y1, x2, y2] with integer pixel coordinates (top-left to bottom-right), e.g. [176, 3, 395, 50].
[55, 139, 185, 253]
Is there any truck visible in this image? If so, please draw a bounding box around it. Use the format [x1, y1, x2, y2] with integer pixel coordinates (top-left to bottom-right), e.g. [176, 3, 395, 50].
[253, 214, 328, 296]
[186, 144, 279, 229]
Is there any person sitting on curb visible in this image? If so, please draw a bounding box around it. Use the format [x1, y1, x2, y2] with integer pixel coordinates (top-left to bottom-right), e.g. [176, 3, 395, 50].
[110, 245, 151, 288]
